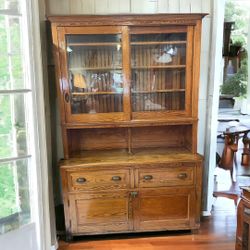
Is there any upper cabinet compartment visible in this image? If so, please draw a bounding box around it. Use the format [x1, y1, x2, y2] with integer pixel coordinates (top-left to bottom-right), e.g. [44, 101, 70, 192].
[67, 34, 123, 114]
[130, 27, 193, 119]
[50, 15, 202, 125]
[57, 26, 130, 123]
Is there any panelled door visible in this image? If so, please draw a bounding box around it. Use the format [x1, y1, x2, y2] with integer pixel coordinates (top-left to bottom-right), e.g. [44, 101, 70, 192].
[56, 26, 131, 123]
[133, 187, 197, 231]
[129, 26, 194, 120]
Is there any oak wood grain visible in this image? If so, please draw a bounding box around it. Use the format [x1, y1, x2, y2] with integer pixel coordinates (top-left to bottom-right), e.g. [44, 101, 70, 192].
[51, 14, 204, 238]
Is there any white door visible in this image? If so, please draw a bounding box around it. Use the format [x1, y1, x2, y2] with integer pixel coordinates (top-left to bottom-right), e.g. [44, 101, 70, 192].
[0, 0, 51, 249]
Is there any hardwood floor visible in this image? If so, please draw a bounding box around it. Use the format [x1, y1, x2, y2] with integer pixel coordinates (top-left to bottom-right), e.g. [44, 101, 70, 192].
[58, 197, 236, 250]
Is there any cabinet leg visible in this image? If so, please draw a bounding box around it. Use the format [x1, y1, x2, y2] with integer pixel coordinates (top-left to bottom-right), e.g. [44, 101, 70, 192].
[65, 232, 73, 242]
[191, 229, 199, 234]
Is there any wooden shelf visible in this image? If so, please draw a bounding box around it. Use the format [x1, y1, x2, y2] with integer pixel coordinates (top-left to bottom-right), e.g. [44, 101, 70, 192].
[131, 41, 186, 45]
[67, 42, 121, 47]
[132, 89, 185, 94]
[132, 65, 186, 69]
[69, 67, 122, 71]
[72, 91, 123, 96]
[62, 117, 198, 129]
[61, 148, 203, 168]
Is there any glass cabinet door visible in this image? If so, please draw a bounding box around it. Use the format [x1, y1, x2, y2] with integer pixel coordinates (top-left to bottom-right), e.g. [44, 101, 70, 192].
[58, 27, 130, 123]
[130, 27, 192, 119]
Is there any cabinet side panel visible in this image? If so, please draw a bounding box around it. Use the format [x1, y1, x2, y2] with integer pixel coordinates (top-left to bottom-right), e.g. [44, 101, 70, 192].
[192, 20, 202, 118]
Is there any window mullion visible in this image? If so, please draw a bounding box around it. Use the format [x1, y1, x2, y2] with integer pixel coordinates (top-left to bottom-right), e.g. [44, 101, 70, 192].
[0, 154, 32, 164]
[5, 11, 21, 214]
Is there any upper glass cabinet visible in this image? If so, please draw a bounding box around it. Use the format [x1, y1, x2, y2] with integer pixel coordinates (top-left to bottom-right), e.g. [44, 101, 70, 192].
[58, 26, 130, 123]
[57, 25, 193, 123]
[130, 27, 192, 119]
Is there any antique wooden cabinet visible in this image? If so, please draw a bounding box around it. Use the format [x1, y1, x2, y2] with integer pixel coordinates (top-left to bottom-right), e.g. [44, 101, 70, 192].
[49, 14, 204, 240]
[236, 187, 250, 250]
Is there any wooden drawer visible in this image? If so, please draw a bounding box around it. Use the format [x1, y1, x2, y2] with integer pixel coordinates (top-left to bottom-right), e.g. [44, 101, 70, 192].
[67, 168, 131, 192]
[137, 165, 195, 188]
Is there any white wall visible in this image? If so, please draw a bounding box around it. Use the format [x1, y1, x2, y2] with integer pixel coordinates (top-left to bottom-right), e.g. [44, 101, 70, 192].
[45, 0, 213, 211]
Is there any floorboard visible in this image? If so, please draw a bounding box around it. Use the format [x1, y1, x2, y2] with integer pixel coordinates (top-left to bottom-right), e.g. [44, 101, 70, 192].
[58, 197, 236, 250]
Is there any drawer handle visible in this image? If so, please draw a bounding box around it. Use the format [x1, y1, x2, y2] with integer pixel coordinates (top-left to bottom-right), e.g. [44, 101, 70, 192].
[64, 92, 70, 103]
[131, 191, 138, 198]
[178, 173, 188, 179]
[76, 177, 86, 183]
[143, 175, 153, 181]
[112, 176, 121, 181]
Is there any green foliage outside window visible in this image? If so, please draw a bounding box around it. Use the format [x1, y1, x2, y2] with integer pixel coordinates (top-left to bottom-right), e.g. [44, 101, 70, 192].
[0, 1, 30, 225]
[221, 57, 248, 97]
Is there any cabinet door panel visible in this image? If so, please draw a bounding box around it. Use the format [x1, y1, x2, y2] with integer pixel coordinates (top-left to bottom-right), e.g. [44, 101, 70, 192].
[57, 26, 130, 123]
[134, 187, 197, 231]
[69, 192, 132, 234]
[130, 26, 193, 119]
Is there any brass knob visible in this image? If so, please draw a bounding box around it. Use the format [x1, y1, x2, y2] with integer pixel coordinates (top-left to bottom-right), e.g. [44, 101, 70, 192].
[112, 176, 121, 181]
[76, 177, 86, 183]
[178, 173, 187, 179]
[143, 175, 153, 181]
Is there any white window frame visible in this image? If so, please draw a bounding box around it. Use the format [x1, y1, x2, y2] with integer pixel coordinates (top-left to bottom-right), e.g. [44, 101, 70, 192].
[0, 0, 52, 249]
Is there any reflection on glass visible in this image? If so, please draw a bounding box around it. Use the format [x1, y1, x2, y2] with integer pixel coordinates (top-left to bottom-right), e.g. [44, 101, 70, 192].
[131, 69, 185, 92]
[131, 33, 187, 42]
[0, 159, 31, 234]
[131, 32, 187, 112]
[0, 94, 28, 158]
[132, 92, 185, 112]
[66, 34, 124, 114]
[131, 44, 186, 67]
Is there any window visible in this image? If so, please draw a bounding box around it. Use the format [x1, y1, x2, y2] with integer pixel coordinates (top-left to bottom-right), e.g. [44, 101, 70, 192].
[0, 0, 34, 234]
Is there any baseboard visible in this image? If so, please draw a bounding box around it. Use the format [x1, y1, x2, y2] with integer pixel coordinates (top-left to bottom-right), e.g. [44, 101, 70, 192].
[51, 241, 58, 250]
[202, 210, 212, 216]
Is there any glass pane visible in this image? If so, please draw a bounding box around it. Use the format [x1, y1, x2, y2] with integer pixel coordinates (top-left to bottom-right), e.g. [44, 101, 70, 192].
[131, 33, 187, 42]
[131, 32, 186, 112]
[0, 94, 28, 158]
[0, 0, 20, 11]
[66, 34, 123, 114]
[131, 69, 185, 91]
[132, 92, 185, 112]
[67, 34, 121, 44]
[131, 44, 186, 67]
[0, 15, 24, 90]
[0, 159, 31, 234]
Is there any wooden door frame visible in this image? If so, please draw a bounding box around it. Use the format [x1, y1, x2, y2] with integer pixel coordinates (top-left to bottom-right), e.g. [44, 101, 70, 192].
[56, 26, 131, 123]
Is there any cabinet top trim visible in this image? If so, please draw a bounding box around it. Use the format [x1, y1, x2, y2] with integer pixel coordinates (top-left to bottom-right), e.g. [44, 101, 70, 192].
[48, 14, 207, 27]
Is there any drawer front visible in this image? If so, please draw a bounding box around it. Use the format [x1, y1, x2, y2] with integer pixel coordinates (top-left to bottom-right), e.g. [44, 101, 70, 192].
[137, 165, 194, 188]
[67, 169, 131, 191]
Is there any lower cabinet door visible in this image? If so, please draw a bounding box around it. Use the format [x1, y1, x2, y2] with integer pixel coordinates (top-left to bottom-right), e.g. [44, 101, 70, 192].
[134, 187, 197, 231]
[68, 191, 132, 235]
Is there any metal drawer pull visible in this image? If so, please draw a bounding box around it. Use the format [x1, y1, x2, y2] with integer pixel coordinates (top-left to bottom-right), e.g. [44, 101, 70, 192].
[131, 191, 138, 198]
[143, 175, 153, 180]
[178, 173, 188, 179]
[112, 176, 121, 181]
[64, 92, 70, 103]
[76, 177, 86, 183]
